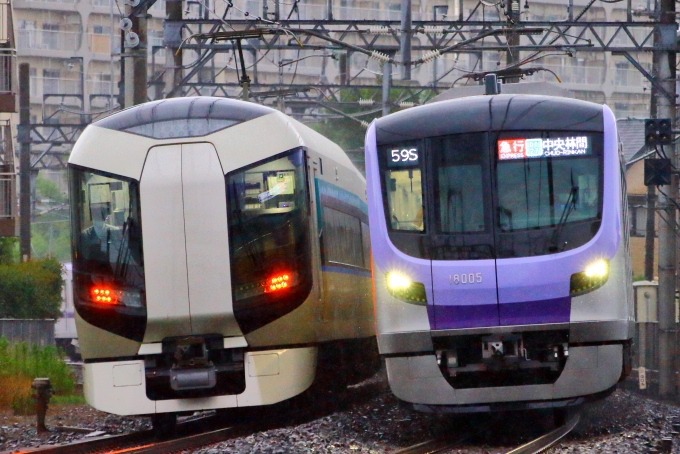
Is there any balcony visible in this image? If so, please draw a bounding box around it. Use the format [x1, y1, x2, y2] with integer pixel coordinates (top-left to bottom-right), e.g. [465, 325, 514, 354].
[17, 30, 81, 52]
[238, 0, 423, 21]
[0, 0, 16, 112]
[0, 121, 17, 237]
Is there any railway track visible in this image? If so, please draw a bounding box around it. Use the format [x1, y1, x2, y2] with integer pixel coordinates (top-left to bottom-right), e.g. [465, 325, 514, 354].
[392, 413, 580, 454]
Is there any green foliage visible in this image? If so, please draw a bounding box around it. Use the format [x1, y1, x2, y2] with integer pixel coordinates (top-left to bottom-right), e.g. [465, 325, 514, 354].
[0, 258, 63, 319]
[36, 177, 66, 203]
[0, 238, 18, 264]
[32, 214, 71, 263]
[51, 394, 86, 405]
[0, 338, 75, 395]
[0, 338, 76, 413]
[310, 117, 366, 152]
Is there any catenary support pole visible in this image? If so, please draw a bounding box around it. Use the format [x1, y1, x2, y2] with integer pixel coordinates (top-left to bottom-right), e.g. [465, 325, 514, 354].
[18, 63, 30, 261]
[400, 0, 411, 80]
[655, 0, 677, 397]
[382, 58, 391, 116]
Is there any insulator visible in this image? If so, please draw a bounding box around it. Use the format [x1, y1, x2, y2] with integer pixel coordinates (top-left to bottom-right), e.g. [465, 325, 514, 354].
[368, 26, 391, 34]
[358, 98, 374, 106]
[423, 26, 446, 35]
[119, 18, 133, 31]
[360, 120, 370, 129]
[398, 101, 416, 108]
[421, 49, 441, 63]
[125, 32, 140, 48]
[370, 50, 390, 63]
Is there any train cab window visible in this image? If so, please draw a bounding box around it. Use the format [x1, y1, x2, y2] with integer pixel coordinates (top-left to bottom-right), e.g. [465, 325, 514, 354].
[381, 142, 425, 232]
[69, 166, 146, 340]
[432, 133, 490, 234]
[226, 148, 312, 323]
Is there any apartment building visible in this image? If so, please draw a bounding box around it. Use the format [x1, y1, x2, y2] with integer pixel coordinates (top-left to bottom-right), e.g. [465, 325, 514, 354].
[1, 0, 17, 238]
[11, 0, 651, 131]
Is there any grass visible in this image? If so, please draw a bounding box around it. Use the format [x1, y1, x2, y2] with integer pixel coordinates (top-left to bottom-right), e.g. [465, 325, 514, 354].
[51, 394, 86, 405]
[0, 338, 78, 414]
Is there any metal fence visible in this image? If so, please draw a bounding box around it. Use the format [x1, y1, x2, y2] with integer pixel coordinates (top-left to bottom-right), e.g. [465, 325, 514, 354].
[0, 320, 55, 348]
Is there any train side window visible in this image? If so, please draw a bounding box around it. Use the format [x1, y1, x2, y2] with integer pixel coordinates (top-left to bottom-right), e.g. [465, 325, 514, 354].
[378, 141, 425, 233]
[321, 207, 368, 269]
[384, 168, 424, 232]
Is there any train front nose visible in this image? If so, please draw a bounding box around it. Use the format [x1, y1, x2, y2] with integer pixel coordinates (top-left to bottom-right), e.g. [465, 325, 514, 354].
[140, 142, 243, 341]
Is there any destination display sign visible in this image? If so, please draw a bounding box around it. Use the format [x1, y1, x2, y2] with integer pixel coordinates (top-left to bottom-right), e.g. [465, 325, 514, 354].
[386, 147, 420, 168]
[497, 136, 591, 161]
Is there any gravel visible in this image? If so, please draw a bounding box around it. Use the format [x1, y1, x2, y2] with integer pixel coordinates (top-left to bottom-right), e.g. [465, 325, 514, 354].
[2, 369, 680, 453]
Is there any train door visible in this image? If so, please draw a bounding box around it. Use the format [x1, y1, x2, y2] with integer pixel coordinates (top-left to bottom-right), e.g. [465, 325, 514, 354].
[428, 133, 501, 330]
[140, 143, 244, 342]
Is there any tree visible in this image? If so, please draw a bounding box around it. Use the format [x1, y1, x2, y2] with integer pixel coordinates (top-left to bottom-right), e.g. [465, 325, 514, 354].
[0, 259, 63, 319]
[0, 238, 17, 264]
[36, 177, 66, 203]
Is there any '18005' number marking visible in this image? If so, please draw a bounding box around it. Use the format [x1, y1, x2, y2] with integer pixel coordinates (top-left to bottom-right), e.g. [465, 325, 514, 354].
[450, 273, 482, 285]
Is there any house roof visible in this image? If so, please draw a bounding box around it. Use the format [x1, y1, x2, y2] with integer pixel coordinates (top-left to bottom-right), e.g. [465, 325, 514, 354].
[617, 118, 650, 167]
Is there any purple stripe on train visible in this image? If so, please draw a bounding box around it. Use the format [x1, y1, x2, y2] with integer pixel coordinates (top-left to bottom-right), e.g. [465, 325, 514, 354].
[430, 296, 570, 329]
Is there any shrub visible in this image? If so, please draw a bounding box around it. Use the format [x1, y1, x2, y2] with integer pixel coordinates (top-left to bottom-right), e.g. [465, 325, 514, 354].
[0, 259, 63, 319]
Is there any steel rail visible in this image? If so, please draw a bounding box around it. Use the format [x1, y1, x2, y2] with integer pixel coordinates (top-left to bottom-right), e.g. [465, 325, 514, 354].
[391, 436, 469, 454]
[505, 413, 580, 454]
[391, 412, 579, 454]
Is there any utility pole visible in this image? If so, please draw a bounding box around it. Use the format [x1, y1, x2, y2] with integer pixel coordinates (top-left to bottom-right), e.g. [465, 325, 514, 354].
[400, 0, 411, 80]
[164, 0, 183, 98]
[123, 2, 148, 107]
[18, 63, 30, 261]
[382, 57, 391, 116]
[645, 90, 658, 281]
[505, 0, 521, 83]
[655, 0, 677, 397]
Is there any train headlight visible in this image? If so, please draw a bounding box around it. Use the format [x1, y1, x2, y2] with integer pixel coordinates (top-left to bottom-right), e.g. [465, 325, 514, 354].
[570, 259, 609, 296]
[385, 272, 427, 305]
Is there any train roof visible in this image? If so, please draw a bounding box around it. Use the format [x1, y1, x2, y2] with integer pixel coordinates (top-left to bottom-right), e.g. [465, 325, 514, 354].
[375, 94, 604, 145]
[94, 97, 274, 139]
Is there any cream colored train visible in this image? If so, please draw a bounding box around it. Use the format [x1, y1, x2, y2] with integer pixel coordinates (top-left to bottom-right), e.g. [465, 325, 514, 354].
[68, 97, 378, 429]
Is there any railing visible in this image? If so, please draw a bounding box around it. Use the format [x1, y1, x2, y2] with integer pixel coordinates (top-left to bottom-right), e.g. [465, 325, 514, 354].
[17, 0, 77, 4]
[614, 67, 650, 88]
[87, 76, 114, 95]
[231, 0, 423, 21]
[91, 0, 162, 12]
[0, 51, 13, 93]
[0, 1, 10, 45]
[528, 63, 605, 85]
[17, 29, 81, 52]
[30, 76, 81, 98]
[0, 121, 16, 223]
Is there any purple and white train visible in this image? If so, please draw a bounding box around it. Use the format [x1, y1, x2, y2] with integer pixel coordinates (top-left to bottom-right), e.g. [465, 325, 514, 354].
[365, 90, 633, 417]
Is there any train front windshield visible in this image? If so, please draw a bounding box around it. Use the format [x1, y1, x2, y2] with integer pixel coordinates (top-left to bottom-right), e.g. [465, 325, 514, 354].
[380, 131, 604, 259]
[226, 148, 312, 319]
[69, 167, 146, 335]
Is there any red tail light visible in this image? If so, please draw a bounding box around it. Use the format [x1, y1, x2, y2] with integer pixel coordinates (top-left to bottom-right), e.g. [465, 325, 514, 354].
[265, 273, 291, 293]
[91, 287, 117, 304]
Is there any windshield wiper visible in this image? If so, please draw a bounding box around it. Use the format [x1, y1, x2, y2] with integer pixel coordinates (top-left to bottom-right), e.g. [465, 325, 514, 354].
[548, 172, 579, 253]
